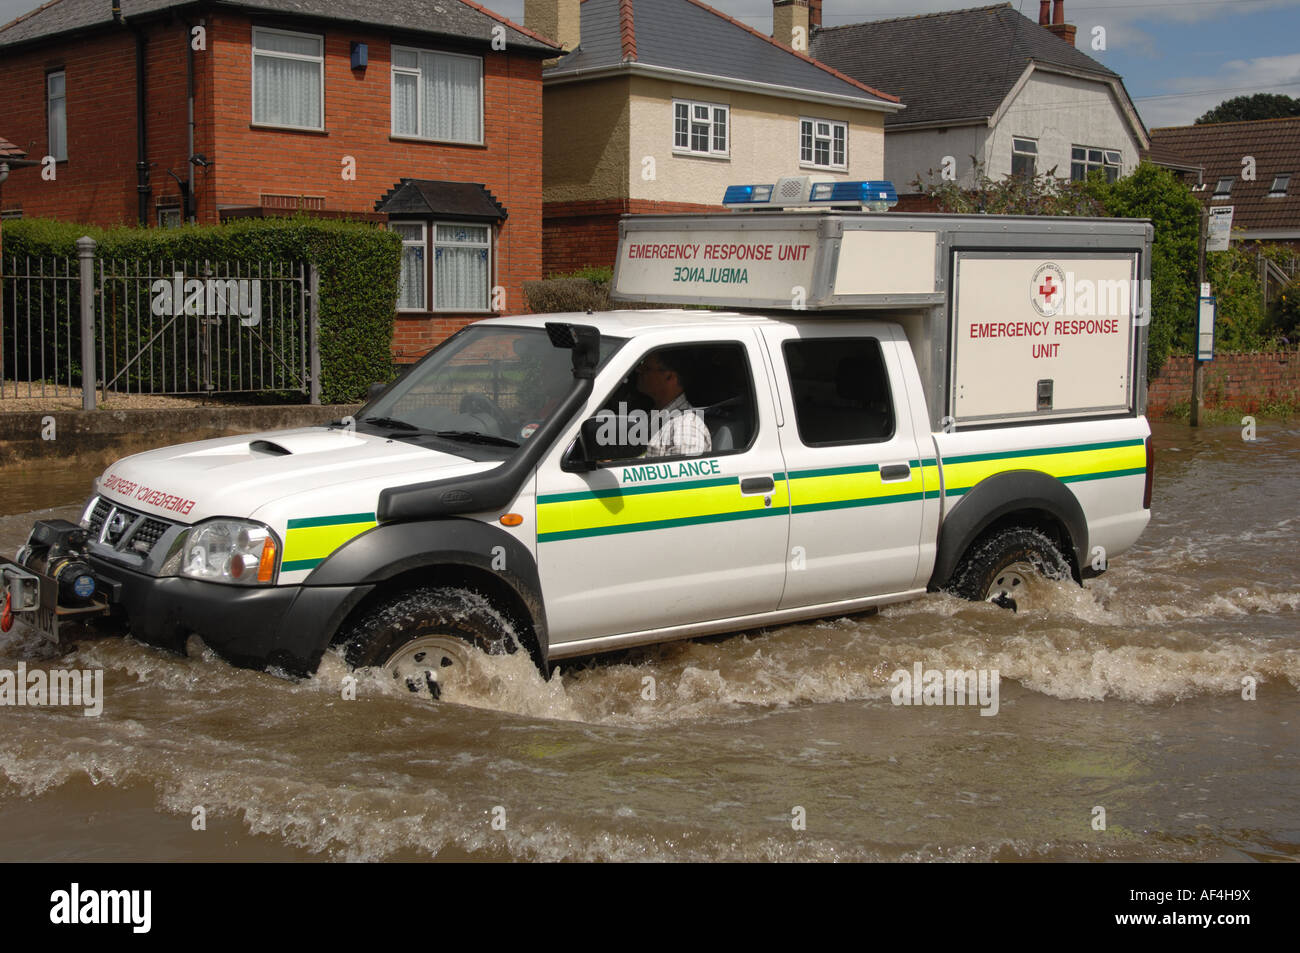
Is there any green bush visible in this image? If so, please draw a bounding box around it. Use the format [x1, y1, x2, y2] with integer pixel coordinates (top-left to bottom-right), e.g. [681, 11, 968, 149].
[1267, 278, 1300, 340]
[2, 217, 401, 403]
[523, 277, 611, 313]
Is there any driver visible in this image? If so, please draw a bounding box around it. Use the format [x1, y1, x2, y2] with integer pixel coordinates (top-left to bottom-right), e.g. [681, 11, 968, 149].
[635, 350, 711, 458]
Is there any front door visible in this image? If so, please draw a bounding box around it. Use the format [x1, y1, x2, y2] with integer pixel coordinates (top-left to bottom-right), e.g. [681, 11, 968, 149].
[536, 330, 791, 646]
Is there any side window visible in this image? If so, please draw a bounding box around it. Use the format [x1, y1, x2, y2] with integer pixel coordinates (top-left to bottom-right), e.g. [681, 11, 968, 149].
[784, 338, 895, 445]
[592, 342, 757, 463]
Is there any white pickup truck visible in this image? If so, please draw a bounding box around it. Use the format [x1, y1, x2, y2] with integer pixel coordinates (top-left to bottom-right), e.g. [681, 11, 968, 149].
[2, 181, 1154, 699]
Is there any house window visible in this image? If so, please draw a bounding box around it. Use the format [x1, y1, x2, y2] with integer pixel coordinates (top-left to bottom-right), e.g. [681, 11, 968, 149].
[47, 70, 67, 161]
[1268, 174, 1291, 198]
[800, 118, 847, 170]
[1011, 137, 1037, 177]
[0, 208, 23, 221]
[433, 224, 490, 311]
[673, 101, 728, 157]
[1071, 146, 1121, 182]
[1213, 176, 1234, 200]
[393, 222, 492, 312]
[391, 47, 483, 144]
[252, 27, 324, 130]
[157, 205, 182, 228]
[394, 223, 427, 311]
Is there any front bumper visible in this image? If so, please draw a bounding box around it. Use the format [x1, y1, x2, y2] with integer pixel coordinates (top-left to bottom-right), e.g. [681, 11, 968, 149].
[89, 555, 374, 675]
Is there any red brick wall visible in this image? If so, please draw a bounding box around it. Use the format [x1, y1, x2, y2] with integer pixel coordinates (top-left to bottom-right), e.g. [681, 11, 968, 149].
[542, 198, 726, 274]
[2, 14, 546, 362]
[1147, 351, 1300, 414]
[206, 13, 543, 361]
[0, 21, 192, 225]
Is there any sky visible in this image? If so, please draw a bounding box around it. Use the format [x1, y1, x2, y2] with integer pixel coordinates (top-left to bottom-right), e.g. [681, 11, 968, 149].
[1, 0, 1298, 128]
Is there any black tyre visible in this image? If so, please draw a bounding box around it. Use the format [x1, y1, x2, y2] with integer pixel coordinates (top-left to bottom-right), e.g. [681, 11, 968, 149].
[339, 586, 518, 701]
[948, 527, 1072, 612]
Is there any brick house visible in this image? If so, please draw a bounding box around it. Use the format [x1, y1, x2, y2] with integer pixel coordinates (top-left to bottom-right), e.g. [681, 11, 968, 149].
[810, 1, 1149, 199]
[0, 0, 560, 359]
[524, 0, 899, 274]
[1147, 118, 1300, 248]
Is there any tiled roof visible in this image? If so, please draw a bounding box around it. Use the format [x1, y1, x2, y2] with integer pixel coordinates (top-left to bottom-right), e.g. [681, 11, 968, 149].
[374, 178, 509, 220]
[811, 2, 1120, 128]
[0, 137, 29, 159]
[546, 0, 899, 108]
[0, 0, 559, 54]
[1148, 118, 1300, 233]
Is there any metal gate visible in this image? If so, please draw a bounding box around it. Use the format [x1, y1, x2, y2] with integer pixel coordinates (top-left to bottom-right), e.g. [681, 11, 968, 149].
[98, 258, 315, 398]
[1, 239, 319, 408]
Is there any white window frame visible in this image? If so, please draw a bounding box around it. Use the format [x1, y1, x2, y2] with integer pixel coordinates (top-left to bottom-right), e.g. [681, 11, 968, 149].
[673, 100, 729, 158]
[431, 220, 493, 313]
[47, 70, 67, 161]
[392, 220, 495, 313]
[1071, 145, 1122, 182]
[1213, 176, 1234, 200]
[251, 26, 325, 132]
[1268, 174, 1291, 198]
[390, 46, 485, 145]
[394, 221, 428, 313]
[1011, 136, 1037, 177]
[799, 117, 847, 171]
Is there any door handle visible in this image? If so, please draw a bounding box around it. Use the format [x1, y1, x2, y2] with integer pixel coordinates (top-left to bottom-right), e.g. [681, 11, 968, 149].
[740, 476, 775, 494]
[879, 464, 911, 482]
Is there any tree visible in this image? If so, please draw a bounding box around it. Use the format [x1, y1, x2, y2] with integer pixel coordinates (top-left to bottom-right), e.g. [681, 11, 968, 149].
[1082, 164, 1202, 378]
[1195, 93, 1300, 125]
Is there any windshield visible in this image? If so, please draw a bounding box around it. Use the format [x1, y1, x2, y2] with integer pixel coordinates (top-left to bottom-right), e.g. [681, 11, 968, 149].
[361, 324, 624, 447]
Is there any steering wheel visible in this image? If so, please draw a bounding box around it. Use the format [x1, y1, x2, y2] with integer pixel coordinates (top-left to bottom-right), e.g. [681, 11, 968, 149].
[459, 393, 514, 433]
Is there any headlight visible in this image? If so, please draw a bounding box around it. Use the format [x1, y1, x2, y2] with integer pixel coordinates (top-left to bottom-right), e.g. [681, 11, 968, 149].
[174, 519, 279, 585]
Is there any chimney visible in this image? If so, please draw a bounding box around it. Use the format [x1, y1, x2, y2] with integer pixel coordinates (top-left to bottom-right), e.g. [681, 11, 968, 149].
[524, 0, 582, 54]
[1044, 0, 1077, 47]
[1038, 1, 1050, 25]
[773, 0, 810, 50]
[809, 0, 822, 30]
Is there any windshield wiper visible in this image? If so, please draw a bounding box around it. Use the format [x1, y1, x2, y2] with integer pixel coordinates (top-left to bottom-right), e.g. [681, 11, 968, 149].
[362, 415, 421, 431]
[431, 430, 520, 448]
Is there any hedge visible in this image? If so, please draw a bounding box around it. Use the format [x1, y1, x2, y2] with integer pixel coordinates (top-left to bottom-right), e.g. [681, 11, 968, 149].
[1, 217, 401, 404]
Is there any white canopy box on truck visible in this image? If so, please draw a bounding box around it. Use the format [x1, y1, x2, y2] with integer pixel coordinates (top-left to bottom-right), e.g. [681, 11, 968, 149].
[611, 209, 1154, 429]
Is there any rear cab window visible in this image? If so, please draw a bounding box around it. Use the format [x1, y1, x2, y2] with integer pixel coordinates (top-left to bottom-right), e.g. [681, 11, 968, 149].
[783, 337, 895, 446]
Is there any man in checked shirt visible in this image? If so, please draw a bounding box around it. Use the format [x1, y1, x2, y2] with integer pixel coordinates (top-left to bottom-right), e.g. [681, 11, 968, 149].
[635, 349, 712, 458]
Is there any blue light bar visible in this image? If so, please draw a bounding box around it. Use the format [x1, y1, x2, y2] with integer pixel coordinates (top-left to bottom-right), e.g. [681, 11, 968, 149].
[722, 184, 775, 205]
[810, 180, 898, 207]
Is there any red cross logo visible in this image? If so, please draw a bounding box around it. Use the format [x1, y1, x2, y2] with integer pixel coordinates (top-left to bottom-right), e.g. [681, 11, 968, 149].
[1039, 275, 1058, 303]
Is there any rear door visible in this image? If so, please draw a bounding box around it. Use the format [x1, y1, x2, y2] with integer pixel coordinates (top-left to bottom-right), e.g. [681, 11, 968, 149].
[760, 323, 928, 607]
[536, 328, 791, 645]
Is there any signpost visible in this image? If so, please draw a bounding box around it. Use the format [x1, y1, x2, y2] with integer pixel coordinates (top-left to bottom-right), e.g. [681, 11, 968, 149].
[1206, 206, 1234, 253]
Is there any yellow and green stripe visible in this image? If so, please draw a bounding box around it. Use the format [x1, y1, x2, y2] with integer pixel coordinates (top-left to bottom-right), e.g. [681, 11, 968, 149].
[784, 462, 930, 514]
[940, 438, 1145, 498]
[537, 475, 788, 543]
[281, 511, 377, 571]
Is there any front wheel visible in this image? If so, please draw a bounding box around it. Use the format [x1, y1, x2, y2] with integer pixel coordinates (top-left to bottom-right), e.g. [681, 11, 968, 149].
[339, 586, 518, 701]
[948, 527, 1072, 612]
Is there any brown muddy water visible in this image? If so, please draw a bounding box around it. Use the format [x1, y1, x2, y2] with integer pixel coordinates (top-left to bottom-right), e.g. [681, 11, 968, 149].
[0, 419, 1296, 861]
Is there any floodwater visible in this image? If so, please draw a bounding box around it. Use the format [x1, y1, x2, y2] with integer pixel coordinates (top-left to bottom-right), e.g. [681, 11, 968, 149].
[0, 419, 1296, 861]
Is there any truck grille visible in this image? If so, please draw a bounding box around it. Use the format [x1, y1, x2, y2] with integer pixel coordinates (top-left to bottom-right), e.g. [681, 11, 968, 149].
[87, 498, 178, 556]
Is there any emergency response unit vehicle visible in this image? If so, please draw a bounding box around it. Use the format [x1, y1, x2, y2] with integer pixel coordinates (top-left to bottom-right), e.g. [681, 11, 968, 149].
[1, 177, 1155, 699]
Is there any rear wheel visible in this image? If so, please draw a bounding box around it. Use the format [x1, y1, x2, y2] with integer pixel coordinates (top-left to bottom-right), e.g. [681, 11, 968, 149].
[339, 586, 518, 701]
[948, 527, 1072, 612]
